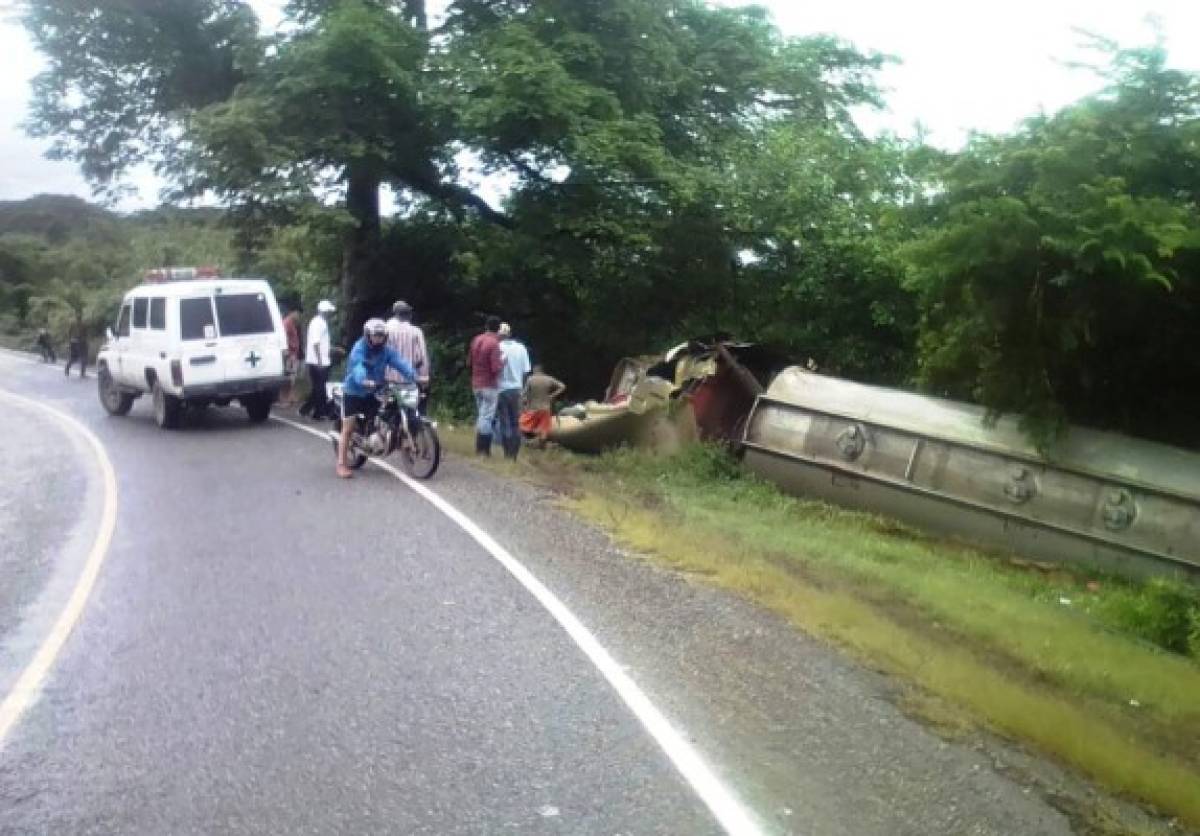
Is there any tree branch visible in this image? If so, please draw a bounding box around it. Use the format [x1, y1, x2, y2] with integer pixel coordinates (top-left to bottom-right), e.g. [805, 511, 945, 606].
[400, 167, 515, 229]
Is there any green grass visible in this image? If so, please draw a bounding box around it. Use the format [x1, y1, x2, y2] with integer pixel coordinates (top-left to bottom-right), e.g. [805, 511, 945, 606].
[444, 429, 1200, 827]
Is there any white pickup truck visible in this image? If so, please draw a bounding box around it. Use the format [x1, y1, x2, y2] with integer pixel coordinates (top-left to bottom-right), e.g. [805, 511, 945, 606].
[96, 276, 290, 429]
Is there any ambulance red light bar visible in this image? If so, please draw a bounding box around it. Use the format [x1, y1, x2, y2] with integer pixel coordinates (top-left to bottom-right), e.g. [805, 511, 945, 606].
[143, 265, 222, 283]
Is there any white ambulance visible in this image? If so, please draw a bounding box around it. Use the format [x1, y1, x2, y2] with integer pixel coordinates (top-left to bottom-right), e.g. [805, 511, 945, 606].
[97, 268, 290, 428]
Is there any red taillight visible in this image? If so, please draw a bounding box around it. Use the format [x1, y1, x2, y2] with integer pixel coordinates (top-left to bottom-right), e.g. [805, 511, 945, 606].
[170, 359, 183, 387]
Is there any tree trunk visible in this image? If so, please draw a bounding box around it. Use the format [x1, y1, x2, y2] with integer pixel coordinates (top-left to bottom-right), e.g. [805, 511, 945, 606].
[402, 0, 427, 30]
[341, 165, 382, 336]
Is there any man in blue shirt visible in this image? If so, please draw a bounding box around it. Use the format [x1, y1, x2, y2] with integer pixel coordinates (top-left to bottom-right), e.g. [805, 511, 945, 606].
[337, 318, 417, 478]
[496, 322, 531, 460]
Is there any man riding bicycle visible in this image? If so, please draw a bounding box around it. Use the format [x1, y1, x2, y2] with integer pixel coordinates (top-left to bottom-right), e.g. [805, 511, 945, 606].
[337, 318, 417, 479]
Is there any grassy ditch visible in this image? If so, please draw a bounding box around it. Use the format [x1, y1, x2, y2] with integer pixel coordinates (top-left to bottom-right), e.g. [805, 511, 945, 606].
[440, 426, 1200, 828]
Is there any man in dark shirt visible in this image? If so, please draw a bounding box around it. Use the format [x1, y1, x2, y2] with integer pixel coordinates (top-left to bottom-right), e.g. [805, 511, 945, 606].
[64, 321, 88, 378]
[35, 328, 56, 363]
[467, 315, 504, 456]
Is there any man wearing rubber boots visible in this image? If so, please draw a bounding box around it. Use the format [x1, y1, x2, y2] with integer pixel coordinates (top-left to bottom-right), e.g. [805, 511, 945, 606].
[467, 316, 504, 456]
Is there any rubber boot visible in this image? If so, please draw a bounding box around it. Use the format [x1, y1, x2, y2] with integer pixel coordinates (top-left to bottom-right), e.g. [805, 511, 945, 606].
[475, 433, 493, 456]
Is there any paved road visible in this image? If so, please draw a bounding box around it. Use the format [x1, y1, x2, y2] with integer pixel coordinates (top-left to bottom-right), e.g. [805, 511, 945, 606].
[0, 350, 1076, 835]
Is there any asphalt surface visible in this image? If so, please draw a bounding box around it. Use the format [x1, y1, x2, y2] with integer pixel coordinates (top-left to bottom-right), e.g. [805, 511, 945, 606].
[0, 349, 1078, 835]
[0, 388, 94, 662]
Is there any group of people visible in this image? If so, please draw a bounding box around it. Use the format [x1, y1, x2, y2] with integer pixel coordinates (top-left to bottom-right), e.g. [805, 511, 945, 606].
[37, 301, 570, 470]
[278, 298, 429, 479]
[287, 300, 564, 465]
[468, 316, 565, 460]
[35, 324, 90, 378]
[288, 299, 430, 424]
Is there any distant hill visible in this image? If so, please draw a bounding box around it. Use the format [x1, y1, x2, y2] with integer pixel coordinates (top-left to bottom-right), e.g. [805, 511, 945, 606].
[0, 195, 238, 296]
[0, 195, 230, 247]
[0, 194, 123, 245]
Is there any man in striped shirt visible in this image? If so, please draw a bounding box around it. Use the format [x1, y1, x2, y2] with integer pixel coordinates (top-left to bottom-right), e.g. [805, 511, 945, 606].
[385, 301, 430, 409]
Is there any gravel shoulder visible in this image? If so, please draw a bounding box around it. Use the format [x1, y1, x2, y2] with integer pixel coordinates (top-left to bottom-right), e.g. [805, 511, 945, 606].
[423, 451, 1094, 836]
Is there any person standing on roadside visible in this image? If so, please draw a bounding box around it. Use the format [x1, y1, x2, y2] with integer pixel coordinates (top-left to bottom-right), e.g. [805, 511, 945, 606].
[280, 306, 303, 407]
[300, 300, 336, 419]
[385, 300, 430, 411]
[63, 320, 88, 378]
[35, 328, 56, 363]
[520, 364, 565, 446]
[496, 322, 530, 460]
[467, 315, 504, 456]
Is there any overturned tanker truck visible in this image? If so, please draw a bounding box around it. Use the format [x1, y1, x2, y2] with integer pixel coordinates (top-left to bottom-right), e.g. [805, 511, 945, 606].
[741, 368, 1200, 582]
[546, 341, 1199, 582]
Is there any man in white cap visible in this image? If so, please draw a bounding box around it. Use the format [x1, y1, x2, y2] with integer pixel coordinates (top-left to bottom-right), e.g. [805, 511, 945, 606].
[300, 299, 336, 419]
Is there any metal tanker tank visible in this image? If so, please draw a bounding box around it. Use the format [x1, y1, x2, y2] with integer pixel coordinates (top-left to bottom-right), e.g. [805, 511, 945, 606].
[741, 368, 1200, 581]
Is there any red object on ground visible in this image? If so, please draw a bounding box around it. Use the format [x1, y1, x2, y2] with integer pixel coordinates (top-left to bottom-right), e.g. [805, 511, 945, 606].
[520, 409, 554, 438]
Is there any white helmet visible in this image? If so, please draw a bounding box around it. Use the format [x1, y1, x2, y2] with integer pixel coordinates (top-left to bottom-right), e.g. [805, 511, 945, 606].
[363, 318, 388, 339]
[317, 300, 336, 314]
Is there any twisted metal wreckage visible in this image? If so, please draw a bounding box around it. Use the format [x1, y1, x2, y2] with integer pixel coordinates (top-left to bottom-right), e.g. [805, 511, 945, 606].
[541, 339, 1200, 583]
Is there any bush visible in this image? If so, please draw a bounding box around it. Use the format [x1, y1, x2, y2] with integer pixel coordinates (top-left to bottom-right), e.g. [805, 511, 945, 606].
[1189, 606, 1200, 660]
[1092, 579, 1200, 658]
[676, 442, 745, 482]
[424, 329, 474, 422]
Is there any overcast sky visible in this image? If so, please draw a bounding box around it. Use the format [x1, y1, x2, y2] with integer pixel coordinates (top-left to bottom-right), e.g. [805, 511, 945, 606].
[1, 1, 1197, 211]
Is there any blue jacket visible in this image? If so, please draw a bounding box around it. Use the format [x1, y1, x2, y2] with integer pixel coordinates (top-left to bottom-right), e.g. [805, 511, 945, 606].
[342, 337, 417, 397]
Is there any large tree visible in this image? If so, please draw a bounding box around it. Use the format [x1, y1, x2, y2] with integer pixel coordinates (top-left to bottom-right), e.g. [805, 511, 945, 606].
[429, 1, 895, 384]
[25, 0, 897, 379]
[25, 0, 484, 326]
[24, 1, 261, 199]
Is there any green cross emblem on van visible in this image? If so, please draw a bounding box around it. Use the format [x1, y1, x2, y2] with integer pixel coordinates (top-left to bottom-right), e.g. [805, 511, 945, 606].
[245, 350, 261, 368]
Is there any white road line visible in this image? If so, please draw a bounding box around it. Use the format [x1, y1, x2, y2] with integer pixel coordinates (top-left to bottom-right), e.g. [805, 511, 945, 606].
[273, 415, 763, 836]
[0, 389, 119, 748]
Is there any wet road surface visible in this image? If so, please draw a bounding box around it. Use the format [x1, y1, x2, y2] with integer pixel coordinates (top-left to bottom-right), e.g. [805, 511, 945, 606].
[0, 349, 1076, 835]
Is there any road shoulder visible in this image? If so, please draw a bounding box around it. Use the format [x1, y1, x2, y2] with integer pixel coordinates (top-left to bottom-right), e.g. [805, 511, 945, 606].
[421, 450, 1089, 836]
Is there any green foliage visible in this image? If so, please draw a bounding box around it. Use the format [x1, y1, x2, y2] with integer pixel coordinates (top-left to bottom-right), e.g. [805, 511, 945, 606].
[21, 0, 913, 397]
[902, 42, 1200, 447]
[0, 196, 242, 342]
[27, 278, 117, 338]
[21, 2, 1200, 451]
[23, 0, 261, 198]
[658, 442, 746, 484]
[178, 0, 433, 199]
[709, 122, 917, 382]
[428, 2, 905, 393]
[250, 206, 345, 307]
[126, 208, 236, 274]
[422, 329, 474, 421]
[1089, 579, 1200, 658]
